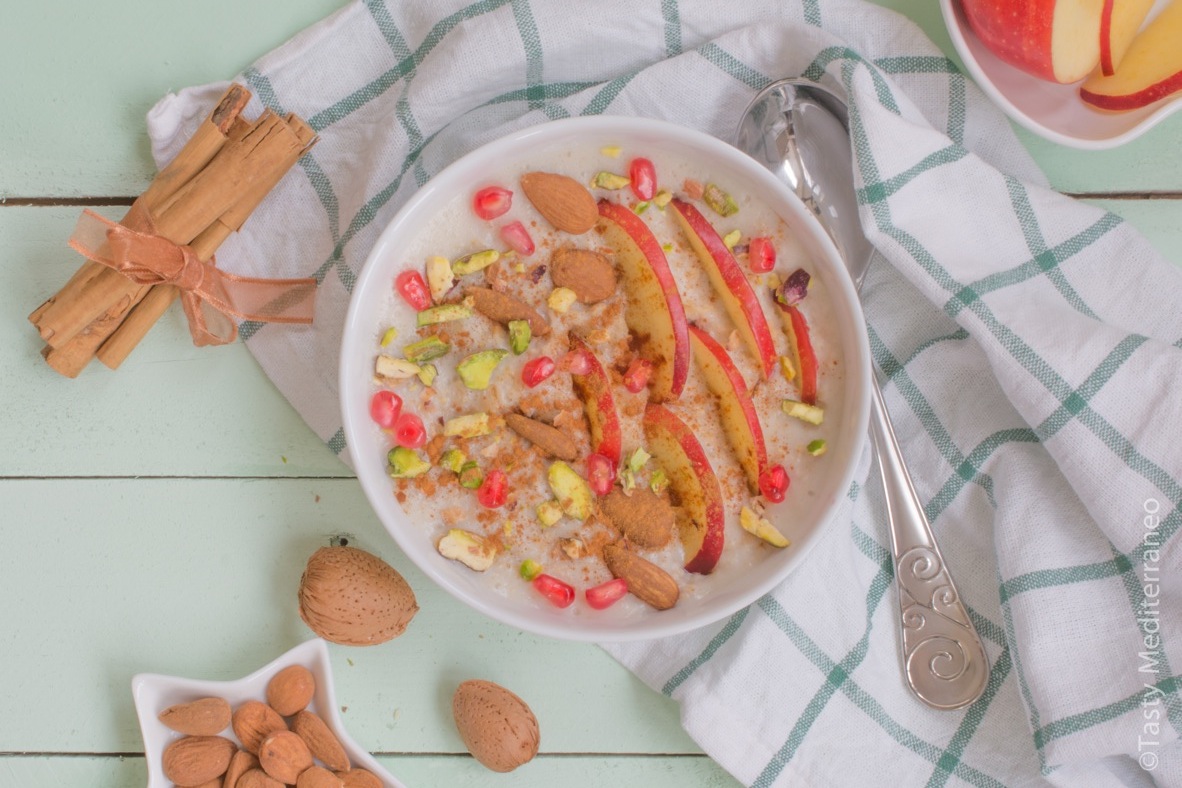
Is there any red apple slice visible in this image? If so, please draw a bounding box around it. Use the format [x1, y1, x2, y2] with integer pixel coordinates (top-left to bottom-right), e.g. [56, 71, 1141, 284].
[688, 325, 768, 493]
[597, 200, 690, 401]
[669, 199, 777, 378]
[776, 303, 818, 406]
[643, 403, 726, 575]
[569, 333, 622, 465]
[961, 0, 1105, 83]
[1082, 0, 1182, 110]
[1099, 0, 1155, 76]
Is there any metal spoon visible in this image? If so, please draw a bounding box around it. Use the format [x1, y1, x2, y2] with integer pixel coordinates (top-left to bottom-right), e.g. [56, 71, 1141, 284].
[736, 78, 989, 710]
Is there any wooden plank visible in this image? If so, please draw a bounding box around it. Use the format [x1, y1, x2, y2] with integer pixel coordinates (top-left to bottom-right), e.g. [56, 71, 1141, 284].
[0, 207, 349, 478]
[1, 0, 1180, 198]
[0, 754, 741, 787]
[0, 478, 700, 756]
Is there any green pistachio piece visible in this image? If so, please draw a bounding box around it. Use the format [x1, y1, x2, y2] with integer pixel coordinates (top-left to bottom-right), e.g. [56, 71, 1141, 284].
[440, 448, 467, 473]
[387, 446, 430, 478]
[443, 412, 492, 439]
[508, 319, 532, 355]
[416, 303, 472, 327]
[627, 447, 651, 474]
[416, 363, 437, 387]
[452, 249, 500, 276]
[375, 355, 421, 381]
[593, 171, 631, 190]
[536, 499, 564, 527]
[782, 400, 825, 425]
[459, 460, 485, 489]
[547, 461, 592, 521]
[425, 255, 455, 301]
[519, 558, 544, 580]
[807, 439, 828, 456]
[650, 468, 670, 495]
[723, 229, 742, 250]
[403, 335, 450, 363]
[703, 183, 739, 217]
[457, 349, 509, 390]
[653, 189, 673, 208]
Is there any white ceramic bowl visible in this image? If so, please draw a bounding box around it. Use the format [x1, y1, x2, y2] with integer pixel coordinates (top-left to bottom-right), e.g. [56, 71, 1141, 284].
[940, 0, 1181, 149]
[132, 638, 402, 787]
[340, 116, 871, 643]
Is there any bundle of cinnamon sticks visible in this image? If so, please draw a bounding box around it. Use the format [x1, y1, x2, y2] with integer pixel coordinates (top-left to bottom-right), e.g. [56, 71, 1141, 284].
[29, 83, 317, 378]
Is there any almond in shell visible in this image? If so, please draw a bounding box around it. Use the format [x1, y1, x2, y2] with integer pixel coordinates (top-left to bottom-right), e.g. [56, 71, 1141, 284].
[550, 247, 617, 303]
[298, 545, 419, 646]
[267, 664, 316, 716]
[292, 709, 350, 772]
[452, 679, 540, 773]
[158, 697, 232, 736]
[259, 729, 314, 784]
[161, 735, 236, 787]
[602, 544, 679, 610]
[521, 172, 598, 234]
[232, 700, 287, 754]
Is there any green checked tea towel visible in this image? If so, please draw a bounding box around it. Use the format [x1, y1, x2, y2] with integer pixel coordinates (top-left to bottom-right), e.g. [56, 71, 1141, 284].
[145, 0, 1182, 784]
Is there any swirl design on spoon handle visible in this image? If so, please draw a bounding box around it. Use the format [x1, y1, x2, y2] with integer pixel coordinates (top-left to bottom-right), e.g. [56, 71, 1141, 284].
[870, 383, 989, 710]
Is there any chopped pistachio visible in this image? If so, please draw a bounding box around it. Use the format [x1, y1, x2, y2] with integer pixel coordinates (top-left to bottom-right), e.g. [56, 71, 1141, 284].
[416, 303, 472, 327]
[404, 335, 450, 363]
[457, 349, 509, 390]
[443, 412, 492, 439]
[600, 145, 622, 158]
[416, 363, 437, 387]
[723, 229, 742, 250]
[437, 529, 496, 571]
[380, 326, 398, 347]
[627, 447, 651, 474]
[535, 499, 564, 527]
[634, 201, 651, 215]
[519, 559, 544, 581]
[807, 438, 828, 456]
[458, 461, 484, 489]
[514, 262, 526, 274]
[547, 287, 578, 314]
[593, 171, 631, 190]
[547, 461, 593, 521]
[650, 468, 670, 495]
[661, 242, 674, 253]
[508, 319, 532, 355]
[621, 467, 636, 492]
[740, 505, 790, 548]
[452, 249, 500, 276]
[440, 448, 467, 473]
[779, 355, 797, 382]
[375, 355, 421, 381]
[425, 255, 455, 301]
[387, 447, 430, 478]
[703, 183, 739, 217]
[782, 400, 825, 425]
[767, 271, 783, 289]
[652, 189, 673, 209]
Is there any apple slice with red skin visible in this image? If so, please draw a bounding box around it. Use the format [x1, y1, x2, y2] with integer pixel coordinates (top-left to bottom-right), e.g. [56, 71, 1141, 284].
[688, 325, 768, 494]
[569, 333, 622, 465]
[1083, 0, 1182, 110]
[1099, 0, 1155, 77]
[960, 0, 1104, 84]
[776, 302, 818, 406]
[597, 200, 690, 401]
[643, 403, 726, 575]
[669, 198, 777, 379]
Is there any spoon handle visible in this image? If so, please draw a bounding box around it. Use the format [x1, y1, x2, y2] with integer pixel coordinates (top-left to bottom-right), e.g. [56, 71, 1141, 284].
[869, 380, 989, 710]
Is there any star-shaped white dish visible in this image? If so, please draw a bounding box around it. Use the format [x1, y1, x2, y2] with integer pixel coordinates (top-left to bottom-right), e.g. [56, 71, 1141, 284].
[132, 638, 403, 787]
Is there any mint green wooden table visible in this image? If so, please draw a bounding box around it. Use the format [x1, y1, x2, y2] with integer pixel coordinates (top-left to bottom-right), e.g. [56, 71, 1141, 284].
[1, 2, 1179, 786]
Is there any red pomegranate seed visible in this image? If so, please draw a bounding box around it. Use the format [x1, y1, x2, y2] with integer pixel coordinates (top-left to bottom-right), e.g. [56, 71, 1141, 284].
[748, 237, 777, 273]
[586, 452, 616, 496]
[628, 158, 656, 201]
[521, 356, 556, 388]
[623, 358, 653, 393]
[532, 574, 576, 608]
[369, 390, 403, 429]
[393, 412, 427, 449]
[683, 178, 704, 199]
[558, 350, 591, 376]
[395, 270, 431, 311]
[477, 469, 508, 509]
[585, 578, 628, 610]
[500, 220, 535, 256]
[473, 186, 512, 220]
[759, 464, 790, 503]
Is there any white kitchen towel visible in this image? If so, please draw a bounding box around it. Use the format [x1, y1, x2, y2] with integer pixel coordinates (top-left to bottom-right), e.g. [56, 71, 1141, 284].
[146, 1, 1182, 785]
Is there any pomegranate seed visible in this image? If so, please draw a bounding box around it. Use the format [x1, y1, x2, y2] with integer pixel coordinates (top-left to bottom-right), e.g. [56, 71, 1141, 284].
[586, 578, 628, 610]
[558, 350, 591, 376]
[473, 186, 512, 220]
[521, 356, 556, 388]
[500, 220, 535, 256]
[759, 464, 790, 503]
[395, 270, 431, 311]
[623, 358, 653, 393]
[393, 412, 427, 449]
[477, 469, 508, 509]
[748, 237, 777, 273]
[683, 178, 705, 199]
[369, 390, 403, 429]
[628, 158, 657, 201]
[586, 452, 616, 496]
[532, 574, 576, 608]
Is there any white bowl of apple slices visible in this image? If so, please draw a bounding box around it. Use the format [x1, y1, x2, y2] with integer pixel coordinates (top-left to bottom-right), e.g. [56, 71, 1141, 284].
[941, 0, 1182, 149]
[340, 116, 871, 642]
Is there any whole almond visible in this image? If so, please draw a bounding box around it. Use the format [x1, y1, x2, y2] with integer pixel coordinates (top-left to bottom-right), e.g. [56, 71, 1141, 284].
[259, 729, 314, 784]
[466, 286, 550, 336]
[292, 709, 350, 772]
[521, 172, 598, 234]
[232, 700, 287, 754]
[335, 768, 384, 788]
[550, 247, 616, 303]
[223, 749, 259, 788]
[452, 679, 540, 773]
[602, 544, 679, 610]
[299, 546, 418, 646]
[158, 697, 232, 736]
[236, 768, 285, 788]
[600, 489, 674, 548]
[505, 413, 579, 461]
[267, 664, 316, 716]
[298, 766, 346, 788]
[161, 735, 236, 787]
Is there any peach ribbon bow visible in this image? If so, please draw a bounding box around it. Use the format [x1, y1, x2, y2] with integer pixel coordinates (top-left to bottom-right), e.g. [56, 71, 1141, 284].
[69, 208, 317, 346]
